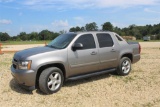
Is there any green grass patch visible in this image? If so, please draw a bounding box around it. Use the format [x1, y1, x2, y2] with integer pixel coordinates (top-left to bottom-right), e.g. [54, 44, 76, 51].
[127, 40, 160, 42]
[0, 40, 52, 45]
[142, 102, 153, 107]
[123, 76, 135, 83]
[1, 40, 160, 45]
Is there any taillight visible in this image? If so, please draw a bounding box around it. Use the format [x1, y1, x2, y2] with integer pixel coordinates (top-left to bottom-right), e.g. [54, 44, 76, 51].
[139, 43, 141, 54]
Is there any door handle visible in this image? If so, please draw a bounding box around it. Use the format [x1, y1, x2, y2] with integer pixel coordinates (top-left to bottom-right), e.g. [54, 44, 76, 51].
[111, 49, 116, 52]
[91, 51, 97, 55]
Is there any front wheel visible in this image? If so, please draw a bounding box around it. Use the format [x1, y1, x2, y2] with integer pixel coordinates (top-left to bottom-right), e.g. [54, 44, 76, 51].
[117, 57, 132, 76]
[39, 67, 64, 94]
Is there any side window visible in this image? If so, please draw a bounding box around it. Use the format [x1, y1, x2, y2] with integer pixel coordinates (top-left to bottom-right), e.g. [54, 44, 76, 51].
[75, 34, 96, 49]
[115, 35, 123, 41]
[96, 33, 113, 48]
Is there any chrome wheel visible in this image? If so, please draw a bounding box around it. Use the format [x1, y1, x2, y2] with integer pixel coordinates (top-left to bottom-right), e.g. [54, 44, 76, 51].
[122, 60, 131, 74]
[47, 72, 61, 91]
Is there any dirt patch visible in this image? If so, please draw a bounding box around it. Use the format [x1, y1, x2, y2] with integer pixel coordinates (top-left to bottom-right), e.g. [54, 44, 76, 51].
[0, 42, 160, 107]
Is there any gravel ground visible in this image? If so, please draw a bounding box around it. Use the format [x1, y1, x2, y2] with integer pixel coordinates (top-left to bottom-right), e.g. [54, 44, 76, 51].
[0, 42, 160, 107]
[1, 44, 44, 51]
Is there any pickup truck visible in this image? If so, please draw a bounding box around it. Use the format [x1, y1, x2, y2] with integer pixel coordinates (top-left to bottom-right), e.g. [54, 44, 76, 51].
[11, 31, 140, 94]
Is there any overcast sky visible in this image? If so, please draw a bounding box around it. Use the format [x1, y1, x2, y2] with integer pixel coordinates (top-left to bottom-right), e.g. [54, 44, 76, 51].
[0, 0, 160, 36]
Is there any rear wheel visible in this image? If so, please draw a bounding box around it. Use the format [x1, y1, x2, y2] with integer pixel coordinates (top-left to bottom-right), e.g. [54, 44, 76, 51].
[117, 57, 131, 76]
[39, 67, 64, 94]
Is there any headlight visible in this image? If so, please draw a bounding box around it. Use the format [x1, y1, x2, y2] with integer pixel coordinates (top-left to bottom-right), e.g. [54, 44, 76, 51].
[18, 60, 32, 70]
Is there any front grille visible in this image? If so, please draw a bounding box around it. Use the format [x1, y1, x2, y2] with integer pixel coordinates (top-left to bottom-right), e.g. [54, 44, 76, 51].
[12, 58, 18, 69]
[13, 64, 17, 69]
[14, 58, 18, 62]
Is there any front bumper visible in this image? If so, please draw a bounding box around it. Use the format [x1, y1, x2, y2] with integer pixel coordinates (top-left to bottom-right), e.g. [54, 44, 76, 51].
[11, 65, 36, 88]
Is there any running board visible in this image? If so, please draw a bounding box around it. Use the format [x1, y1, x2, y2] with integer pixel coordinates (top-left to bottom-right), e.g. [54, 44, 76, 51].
[67, 68, 116, 80]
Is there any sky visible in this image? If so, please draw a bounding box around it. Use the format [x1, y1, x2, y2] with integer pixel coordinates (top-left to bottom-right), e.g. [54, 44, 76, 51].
[0, 0, 160, 36]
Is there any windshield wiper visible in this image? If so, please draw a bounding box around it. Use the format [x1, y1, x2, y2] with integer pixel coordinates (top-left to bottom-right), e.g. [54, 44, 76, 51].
[46, 44, 62, 49]
[51, 45, 60, 49]
[45, 45, 57, 49]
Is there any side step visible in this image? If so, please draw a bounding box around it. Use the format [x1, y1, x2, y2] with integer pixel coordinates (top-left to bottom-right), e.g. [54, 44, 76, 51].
[67, 68, 116, 80]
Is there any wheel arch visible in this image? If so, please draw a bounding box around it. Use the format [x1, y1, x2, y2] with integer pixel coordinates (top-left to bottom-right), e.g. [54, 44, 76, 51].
[35, 63, 66, 88]
[121, 53, 133, 62]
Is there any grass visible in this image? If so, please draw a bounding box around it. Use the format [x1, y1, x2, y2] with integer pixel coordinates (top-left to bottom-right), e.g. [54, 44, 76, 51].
[123, 76, 135, 83]
[142, 102, 153, 107]
[0, 40, 52, 45]
[142, 98, 160, 107]
[0, 39, 160, 45]
[0, 42, 160, 107]
[127, 40, 160, 42]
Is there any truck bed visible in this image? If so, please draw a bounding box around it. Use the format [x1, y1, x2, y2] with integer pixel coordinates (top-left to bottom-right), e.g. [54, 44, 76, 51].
[127, 41, 139, 45]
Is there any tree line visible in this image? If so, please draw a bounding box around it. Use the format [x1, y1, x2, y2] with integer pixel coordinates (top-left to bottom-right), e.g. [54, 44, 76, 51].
[69, 22, 160, 40]
[0, 22, 160, 41]
[0, 30, 59, 41]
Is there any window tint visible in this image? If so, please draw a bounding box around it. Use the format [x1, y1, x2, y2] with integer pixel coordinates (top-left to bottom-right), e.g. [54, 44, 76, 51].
[96, 33, 113, 48]
[116, 35, 123, 41]
[75, 34, 96, 49]
[48, 33, 77, 49]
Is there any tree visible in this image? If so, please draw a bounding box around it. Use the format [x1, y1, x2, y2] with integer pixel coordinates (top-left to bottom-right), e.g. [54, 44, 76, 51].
[85, 22, 98, 31]
[157, 33, 160, 40]
[128, 24, 137, 36]
[50, 32, 59, 40]
[140, 27, 148, 36]
[0, 32, 10, 41]
[38, 30, 53, 40]
[102, 22, 113, 31]
[69, 26, 81, 32]
[59, 30, 67, 34]
[129, 24, 136, 30]
[10, 36, 17, 41]
[17, 32, 27, 41]
[69, 27, 76, 32]
[0, 32, 2, 41]
[81, 26, 85, 31]
[113, 26, 121, 35]
[75, 26, 81, 31]
[121, 28, 129, 36]
[28, 32, 39, 40]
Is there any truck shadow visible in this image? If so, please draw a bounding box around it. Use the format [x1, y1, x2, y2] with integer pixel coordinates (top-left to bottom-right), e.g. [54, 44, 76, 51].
[9, 72, 115, 95]
[63, 72, 113, 87]
[9, 79, 33, 95]
[36, 72, 114, 95]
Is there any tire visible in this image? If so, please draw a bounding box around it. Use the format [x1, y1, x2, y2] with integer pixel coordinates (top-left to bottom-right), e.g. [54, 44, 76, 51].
[39, 67, 64, 94]
[117, 57, 132, 76]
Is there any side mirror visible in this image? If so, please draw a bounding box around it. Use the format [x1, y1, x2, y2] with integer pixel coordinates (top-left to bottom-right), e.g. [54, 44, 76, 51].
[72, 43, 83, 51]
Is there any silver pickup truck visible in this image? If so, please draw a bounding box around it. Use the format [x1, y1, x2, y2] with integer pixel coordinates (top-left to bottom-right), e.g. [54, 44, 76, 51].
[11, 31, 140, 94]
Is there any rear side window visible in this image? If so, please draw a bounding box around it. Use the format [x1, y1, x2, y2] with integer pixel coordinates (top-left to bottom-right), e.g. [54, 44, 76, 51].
[115, 35, 123, 41]
[96, 33, 113, 48]
[75, 34, 96, 49]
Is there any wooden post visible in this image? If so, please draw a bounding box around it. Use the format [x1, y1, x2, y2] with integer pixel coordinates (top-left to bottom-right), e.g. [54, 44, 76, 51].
[0, 43, 4, 54]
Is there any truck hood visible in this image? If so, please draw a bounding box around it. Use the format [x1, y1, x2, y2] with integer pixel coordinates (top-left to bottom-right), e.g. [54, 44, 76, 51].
[14, 46, 57, 60]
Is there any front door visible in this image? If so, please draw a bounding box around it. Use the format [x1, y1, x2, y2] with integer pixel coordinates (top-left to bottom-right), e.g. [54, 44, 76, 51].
[68, 33, 99, 77]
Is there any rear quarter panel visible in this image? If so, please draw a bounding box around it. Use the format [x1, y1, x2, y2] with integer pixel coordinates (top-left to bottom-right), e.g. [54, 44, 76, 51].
[118, 41, 140, 63]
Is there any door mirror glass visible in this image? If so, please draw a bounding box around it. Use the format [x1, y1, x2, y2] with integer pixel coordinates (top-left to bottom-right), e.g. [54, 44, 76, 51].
[72, 43, 83, 51]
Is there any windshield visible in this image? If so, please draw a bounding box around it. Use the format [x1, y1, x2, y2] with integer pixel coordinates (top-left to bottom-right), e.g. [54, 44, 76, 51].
[47, 33, 77, 49]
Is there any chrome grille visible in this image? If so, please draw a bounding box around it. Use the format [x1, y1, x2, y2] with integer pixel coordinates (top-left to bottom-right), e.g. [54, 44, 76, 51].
[12, 58, 18, 69]
[13, 64, 17, 69]
[14, 58, 18, 62]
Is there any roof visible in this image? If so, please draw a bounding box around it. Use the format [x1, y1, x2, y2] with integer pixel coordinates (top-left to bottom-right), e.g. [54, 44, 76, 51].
[68, 31, 113, 35]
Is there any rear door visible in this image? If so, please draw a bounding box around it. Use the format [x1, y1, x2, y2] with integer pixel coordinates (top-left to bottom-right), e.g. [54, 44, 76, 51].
[96, 33, 119, 70]
[68, 33, 99, 76]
